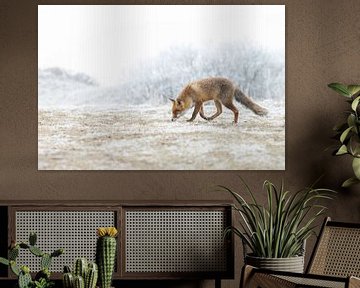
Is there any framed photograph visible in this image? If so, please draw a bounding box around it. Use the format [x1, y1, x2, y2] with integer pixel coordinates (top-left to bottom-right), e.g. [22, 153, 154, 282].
[38, 5, 285, 170]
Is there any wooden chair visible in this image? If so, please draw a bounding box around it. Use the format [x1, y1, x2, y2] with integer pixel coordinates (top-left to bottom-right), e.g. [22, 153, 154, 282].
[241, 217, 360, 288]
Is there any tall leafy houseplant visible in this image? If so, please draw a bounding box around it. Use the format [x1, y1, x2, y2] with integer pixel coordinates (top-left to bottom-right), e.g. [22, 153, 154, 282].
[222, 179, 334, 267]
[328, 83, 360, 187]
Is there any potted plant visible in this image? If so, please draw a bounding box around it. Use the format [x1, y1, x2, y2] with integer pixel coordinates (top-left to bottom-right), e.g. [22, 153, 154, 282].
[328, 83, 360, 187]
[62, 227, 118, 288]
[62, 258, 98, 288]
[221, 179, 334, 273]
[96, 227, 118, 288]
[0, 232, 64, 288]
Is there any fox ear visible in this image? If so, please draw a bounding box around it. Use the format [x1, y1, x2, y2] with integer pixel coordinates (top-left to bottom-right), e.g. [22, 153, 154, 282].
[169, 98, 175, 103]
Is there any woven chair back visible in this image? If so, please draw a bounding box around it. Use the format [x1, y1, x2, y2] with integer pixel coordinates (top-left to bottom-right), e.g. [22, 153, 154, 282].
[308, 219, 360, 277]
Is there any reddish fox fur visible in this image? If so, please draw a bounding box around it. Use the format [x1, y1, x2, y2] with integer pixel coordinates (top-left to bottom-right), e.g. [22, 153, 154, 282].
[170, 77, 268, 123]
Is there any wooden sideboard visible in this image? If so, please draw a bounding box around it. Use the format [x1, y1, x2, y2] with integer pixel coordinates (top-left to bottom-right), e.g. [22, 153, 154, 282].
[0, 201, 234, 288]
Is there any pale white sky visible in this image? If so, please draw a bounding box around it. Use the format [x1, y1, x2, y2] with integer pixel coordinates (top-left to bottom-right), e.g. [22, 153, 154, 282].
[38, 5, 285, 86]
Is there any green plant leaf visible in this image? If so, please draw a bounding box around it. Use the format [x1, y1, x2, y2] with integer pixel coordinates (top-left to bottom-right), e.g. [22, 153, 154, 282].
[342, 177, 360, 187]
[340, 126, 353, 143]
[223, 179, 335, 258]
[0, 257, 9, 266]
[347, 85, 360, 97]
[351, 96, 360, 111]
[349, 135, 360, 157]
[352, 157, 360, 179]
[347, 114, 356, 129]
[348, 139, 355, 155]
[336, 145, 348, 155]
[328, 83, 351, 97]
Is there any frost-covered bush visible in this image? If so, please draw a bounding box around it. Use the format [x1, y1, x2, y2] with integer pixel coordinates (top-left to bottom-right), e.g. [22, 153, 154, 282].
[39, 43, 284, 108]
[123, 43, 284, 104]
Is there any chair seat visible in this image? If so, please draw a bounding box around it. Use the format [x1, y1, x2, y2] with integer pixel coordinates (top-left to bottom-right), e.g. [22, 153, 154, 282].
[277, 274, 346, 288]
[243, 266, 360, 288]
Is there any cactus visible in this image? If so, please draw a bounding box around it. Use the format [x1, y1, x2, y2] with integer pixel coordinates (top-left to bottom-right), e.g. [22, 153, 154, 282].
[74, 275, 85, 288]
[18, 269, 32, 288]
[0, 232, 63, 288]
[19, 243, 30, 249]
[29, 232, 37, 246]
[96, 227, 118, 288]
[35, 268, 51, 281]
[63, 272, 74, 288]
[85, 263, 98, 288]
[51, 248, 64, 258]
[74, 258, 88, 279]
[21, 265, 30, 274]
[62, 265, 74, 288]
[63, 260, 98, 288]
[9, 246, 19, 260]
[64, 265, 72, 273]
[10, 260, 20, 276]
[29, 245, 44, 257]
[41, 253, 52, 270]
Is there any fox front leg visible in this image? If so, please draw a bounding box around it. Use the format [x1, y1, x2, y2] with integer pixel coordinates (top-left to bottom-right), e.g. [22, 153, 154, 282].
[199, 105, 209, 120]
[187, 102, 202, 122]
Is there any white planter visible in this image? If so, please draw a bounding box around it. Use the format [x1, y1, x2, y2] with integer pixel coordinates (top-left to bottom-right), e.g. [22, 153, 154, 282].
[245, 254, 305, 273]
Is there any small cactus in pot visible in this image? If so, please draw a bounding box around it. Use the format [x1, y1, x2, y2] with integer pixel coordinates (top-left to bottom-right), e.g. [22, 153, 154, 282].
[74, 258, 88, 280]
[85, 262, 98, 288]
[96, 227, 118, 288]
[62, 259, 98, 288]
[62, 266, 74, 288]
[73, 275, 85, 288]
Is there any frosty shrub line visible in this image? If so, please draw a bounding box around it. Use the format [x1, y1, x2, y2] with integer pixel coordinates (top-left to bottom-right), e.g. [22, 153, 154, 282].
[125, 43, 284, 105]
[39, 43, 284, 108]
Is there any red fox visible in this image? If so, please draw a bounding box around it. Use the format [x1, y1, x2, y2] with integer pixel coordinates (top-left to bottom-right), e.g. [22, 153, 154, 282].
[170, 77, 268, 123]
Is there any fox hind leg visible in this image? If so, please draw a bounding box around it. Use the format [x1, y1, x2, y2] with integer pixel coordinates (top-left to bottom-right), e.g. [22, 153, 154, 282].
[208, 100, 223, 120]
[223, 102, 239, 123]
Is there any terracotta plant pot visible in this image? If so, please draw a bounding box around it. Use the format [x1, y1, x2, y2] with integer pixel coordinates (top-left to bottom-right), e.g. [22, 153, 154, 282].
[245, 254, 305, 273]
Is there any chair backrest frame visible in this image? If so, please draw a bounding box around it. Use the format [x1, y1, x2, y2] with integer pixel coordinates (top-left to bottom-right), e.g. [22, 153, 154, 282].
[306, 217, 360, 278]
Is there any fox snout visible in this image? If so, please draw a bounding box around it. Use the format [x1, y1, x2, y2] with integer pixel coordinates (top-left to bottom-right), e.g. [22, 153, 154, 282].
[170, 98, 184, 121]
[171, 113, 180, 121]
[171, 111, 184, 121]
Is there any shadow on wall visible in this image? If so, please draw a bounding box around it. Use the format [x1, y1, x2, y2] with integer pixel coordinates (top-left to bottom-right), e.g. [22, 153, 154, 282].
[293, 107, 360, 210]
[285, 103, 358, 267]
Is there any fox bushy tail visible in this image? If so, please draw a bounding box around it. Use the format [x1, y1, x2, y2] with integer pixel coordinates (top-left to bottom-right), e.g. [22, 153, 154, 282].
[234, 88, 268, 116]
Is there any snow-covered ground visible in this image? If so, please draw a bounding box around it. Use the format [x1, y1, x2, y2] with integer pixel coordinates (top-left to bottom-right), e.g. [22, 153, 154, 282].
[38, 101, 285, 170]
[38, 67, 285, 170]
